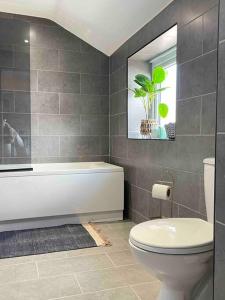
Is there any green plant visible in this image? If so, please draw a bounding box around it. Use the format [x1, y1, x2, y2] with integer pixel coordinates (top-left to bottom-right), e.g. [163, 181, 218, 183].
[130, 66, 169, 120]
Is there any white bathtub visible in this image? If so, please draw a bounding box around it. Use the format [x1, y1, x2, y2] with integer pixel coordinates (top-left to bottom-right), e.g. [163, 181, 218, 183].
[0, 162, 124, 232]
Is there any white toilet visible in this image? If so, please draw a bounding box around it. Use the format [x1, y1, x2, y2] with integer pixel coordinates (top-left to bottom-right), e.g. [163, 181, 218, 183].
[129, 158, 214, 300]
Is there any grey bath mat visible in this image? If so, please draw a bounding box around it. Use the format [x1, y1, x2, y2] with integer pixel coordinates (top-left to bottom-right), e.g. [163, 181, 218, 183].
[0, 224, 98, 259]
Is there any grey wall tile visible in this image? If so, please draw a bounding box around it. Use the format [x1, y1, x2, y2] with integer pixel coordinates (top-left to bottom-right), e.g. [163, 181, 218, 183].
[203, 6, 219, 53]
[59, 115, 80, 135]
[217, 41, 225, 132]
[81, 115, 108, 136]
[38, 115, 80, 136]
[1, 91, 14, 112]
[59, 50, 109, 75]
[38, 114, 60, 135]
[110, 114, 127, 136]
[60, 136, 101, 157]
[81, 74, 109, 95]
[179, 0, 219, 26]
[3, 113, 31, 136]
[219, 0, 225, 41]
[130, 185, 150, 218]
[15, 91, 31, 113]
[201, 93, 216, 135]
[178, 205, 204, 219]
[179, 50, 217, 99]
[14, 46, 30, 71]
[110, 90, 127, 115]
[30, 24, 81, 51]
[100, 136, 110, 155]
[60, 94, 109, 115]
[136, 164, 162, 192]
[60, 93, 80, 115]
[32, 136, 60, 157]
[214, 222, 225, 299]
[176, 98, 201, 135]
[215, 1, 225, 295]
[1, 69, 30, 91]
[38, 71, 80, 93]
[215, 134, 225, 224]
[30, 48, 59, 71]
[110, 44, 128, 74]
[110, 65, 127, 94]
[111, 136, 127, 158]
[0, 18, 30, 47]
[0, 13, 110, 165]
[175, 136, 215, 173]
[173, 170, 201, 212]
[177, 16, 203, 64]
[31, 92, 59, 114]
[79, 95, 109, 115]
[0, 47, 14, 68]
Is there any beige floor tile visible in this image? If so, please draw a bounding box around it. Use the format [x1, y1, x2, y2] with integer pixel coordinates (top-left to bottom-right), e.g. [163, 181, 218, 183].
[117, 264, 156, 285]
[131, 281, 161, 300]
[107, 250, 136, 266]
[99, 228, 130, 240]
[37, 254, 113, 277]
[76, 268, 127, 293]
[0, 262, 38, 285]
[66, 246, 105, 258]
[76, 264, 155, 293]
[0, 255, 34, 266]
[103, 238, 129, 253]
[54, 293, 99, 300]
[54, 287, 138, 300]
[97, 286, 138, 299]
[107, 222, 135, 231]
[0, 274, 81, 300]
[32, 251, 68, 262]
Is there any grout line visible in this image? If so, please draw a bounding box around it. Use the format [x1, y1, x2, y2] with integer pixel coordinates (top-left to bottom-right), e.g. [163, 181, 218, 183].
[129, 285, 142, 300]
[35, 261, 40, 279]
[216, 220, 225, 227]
[104, 252, 117, 267]
[73, 273, 84, 294]
[178, 48, 217, 66]
[200, 96, 203, 135]
[177, 91, 217, 102]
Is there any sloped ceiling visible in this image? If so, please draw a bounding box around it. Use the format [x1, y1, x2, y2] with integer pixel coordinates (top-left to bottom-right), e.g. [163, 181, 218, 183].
[0, 0, 173, 55]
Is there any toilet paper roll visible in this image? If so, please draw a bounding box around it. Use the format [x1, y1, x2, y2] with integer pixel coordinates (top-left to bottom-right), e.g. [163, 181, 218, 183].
[152, 184, 171, 200]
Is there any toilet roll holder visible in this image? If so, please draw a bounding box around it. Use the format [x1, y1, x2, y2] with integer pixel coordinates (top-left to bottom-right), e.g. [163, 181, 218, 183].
[157, 169, 174, 188]
[156, 169, 175, 218]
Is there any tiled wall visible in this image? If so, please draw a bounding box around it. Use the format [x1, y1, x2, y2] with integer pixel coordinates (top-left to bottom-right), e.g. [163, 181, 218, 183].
[214, 0, 225, 298]
[0, 13, 109, 164]
[0, 15, 32, 165]
[109, 0, 218, 222]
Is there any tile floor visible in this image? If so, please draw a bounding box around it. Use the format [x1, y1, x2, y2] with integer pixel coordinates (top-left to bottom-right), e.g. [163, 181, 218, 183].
[0, 221, 160, 300]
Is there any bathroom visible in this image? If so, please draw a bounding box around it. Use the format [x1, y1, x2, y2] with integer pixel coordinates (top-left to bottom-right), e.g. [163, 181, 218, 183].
[0, 0, 223, 299]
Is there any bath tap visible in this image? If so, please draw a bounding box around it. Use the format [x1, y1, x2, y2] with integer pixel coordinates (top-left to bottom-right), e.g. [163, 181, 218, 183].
[3, 119, 27, 156]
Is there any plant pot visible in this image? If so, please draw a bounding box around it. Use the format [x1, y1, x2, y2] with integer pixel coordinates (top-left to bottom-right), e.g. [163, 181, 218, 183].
[140, 119, 157, 136]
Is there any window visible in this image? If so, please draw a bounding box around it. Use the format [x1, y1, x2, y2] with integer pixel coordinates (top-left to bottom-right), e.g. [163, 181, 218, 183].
[151, 47, 177, 126]
[127, 25, 177, 140]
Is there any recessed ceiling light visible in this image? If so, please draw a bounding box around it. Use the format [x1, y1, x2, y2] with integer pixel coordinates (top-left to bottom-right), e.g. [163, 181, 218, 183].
[24, 39, 29, 44]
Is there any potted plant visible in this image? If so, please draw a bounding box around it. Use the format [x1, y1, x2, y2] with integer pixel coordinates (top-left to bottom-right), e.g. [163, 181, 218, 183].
[130, 66, 169, 136]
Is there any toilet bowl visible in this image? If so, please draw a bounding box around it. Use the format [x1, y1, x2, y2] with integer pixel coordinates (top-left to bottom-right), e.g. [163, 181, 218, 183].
[129, 158, 214, 300]
[129, 218, 213, 300]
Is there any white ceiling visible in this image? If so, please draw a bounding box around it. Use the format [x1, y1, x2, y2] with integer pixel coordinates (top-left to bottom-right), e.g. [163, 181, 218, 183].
[0, 0, 173, 55]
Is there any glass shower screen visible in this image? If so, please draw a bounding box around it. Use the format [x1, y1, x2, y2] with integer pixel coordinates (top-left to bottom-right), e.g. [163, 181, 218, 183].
[0, 17, 32, 171]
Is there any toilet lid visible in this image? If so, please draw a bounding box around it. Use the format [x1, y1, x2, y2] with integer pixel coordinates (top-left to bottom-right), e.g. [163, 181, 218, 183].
[129, 218, 213, 255]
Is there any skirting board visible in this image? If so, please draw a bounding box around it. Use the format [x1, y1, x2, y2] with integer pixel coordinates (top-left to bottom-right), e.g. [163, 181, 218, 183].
[0, 211, 123, 232]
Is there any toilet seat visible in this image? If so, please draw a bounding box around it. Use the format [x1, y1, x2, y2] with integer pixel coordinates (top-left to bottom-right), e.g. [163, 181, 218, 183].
[129, 218, 213, 255]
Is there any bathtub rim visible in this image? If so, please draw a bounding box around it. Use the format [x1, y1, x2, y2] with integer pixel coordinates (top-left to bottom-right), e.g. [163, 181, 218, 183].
[0, 161, 123, 178]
